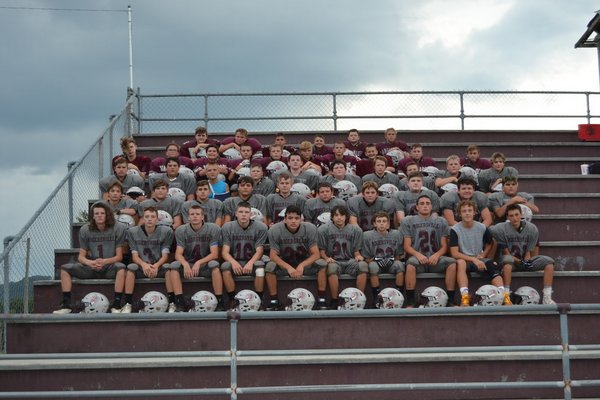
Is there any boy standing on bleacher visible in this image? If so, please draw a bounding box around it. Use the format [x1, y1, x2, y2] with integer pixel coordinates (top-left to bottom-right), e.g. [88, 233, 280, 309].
[53, 202, 126, 314]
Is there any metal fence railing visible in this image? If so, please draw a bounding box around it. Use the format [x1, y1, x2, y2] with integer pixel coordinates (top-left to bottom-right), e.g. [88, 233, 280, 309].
[0, 94, 138, 324]
[133, 90, 600, 134]
[1, 304, 600, 399]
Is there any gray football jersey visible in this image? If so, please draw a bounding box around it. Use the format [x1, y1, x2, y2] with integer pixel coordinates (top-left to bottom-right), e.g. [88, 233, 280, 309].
[303, 197, 346, 225]
[102, 198, 137, 213]
[440, 191, 489, 222]
[478, 166, 519, 192]
[362, 173, 401, 187]
[317, 222, 363, 260]
[149, 173, 196, 197]
[253, 177, 276, 197]
[137, 197, 183, 218]
[266, 193, 306, 223]
[362, 229, 404, 259]
[347, 196, 395, 231]
[488, 192, 534, 213]
[174, 222, 221, 263]
[223, 194, 268, 219]
[79, 223, 127, 259]
[273, 170, 320, 191]
[268, 222, 318, 265]
[221, 220, 268, 262]
[393, 189, 441, 216]
[127, 225, 174, 263]
[181, 199, 223, 224]
[99, 175, 144, 195]
[490, 220, 539, 259]
[400, 215, 449, 257]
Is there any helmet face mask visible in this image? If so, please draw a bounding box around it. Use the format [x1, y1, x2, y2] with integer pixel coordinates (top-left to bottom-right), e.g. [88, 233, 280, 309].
[191, 291, 218, 312]
[81, 292, 109, 313]
[420, 286, 448, 308]
[286, 288, 315, 311]
[140, 291, 169, 313]
[338, 287, 366, 310]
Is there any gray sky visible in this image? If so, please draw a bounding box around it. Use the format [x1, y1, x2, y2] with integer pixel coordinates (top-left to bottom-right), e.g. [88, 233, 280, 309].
[1, 0, 599, 243]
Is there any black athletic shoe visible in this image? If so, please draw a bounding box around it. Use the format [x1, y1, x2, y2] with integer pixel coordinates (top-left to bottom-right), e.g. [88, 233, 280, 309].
[174, 303, 187, 313]
[265, 299, 280, 311]
[228, 299, 240, 311]
[215, 300, 226, 312]
[317, 298, 328, 310]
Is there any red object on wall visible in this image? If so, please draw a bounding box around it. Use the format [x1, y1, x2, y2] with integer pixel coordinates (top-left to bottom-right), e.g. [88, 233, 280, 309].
[578, 124, 600, 141]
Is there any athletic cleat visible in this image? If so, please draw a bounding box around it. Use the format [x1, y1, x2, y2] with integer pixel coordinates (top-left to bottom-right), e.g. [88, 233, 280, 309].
[265, 299, 280, 311]
[503, 292, 513, 306]
[174, 303, 187, 313]
[215, 300, 226, 312]
[120, 303, 132, 314]
[460, 293, 471, 307]
[53, 307, 72, 314]
[317, 298, 328, 310]
[168, 302, 176, 313]
[110, 307, 121, 314]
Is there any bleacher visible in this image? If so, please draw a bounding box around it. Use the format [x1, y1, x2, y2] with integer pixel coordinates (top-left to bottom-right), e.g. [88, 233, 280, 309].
[0, 87, 600, 400]
[1, 125, 596, 399]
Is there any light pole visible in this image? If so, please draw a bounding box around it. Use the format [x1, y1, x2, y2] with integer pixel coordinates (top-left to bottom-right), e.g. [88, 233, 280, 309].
[574, 10, 600, 90]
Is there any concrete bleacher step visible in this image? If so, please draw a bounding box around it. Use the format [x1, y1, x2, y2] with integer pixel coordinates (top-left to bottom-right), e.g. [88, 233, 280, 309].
[533, 193, 600, 214]
[4, 305, 600, 399]
[132, 130, 582, 148]
[33, 271, 600, 314]
[516, 175, 600, 193]
[534, 215, 600, 241]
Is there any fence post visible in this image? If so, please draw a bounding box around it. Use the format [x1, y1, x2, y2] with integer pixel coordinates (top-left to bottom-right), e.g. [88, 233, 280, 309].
[67, 161, 77, 247]
[332, 93, 338, 131]
[228, 310, 240, 400]
[204, 94, 209, 130]
[23, 238, 31, 314]
[3, 235, 15, 352]
[585, 92, 591, 124]
[459, 92, 465, 131]
[558, 304, 573, 400]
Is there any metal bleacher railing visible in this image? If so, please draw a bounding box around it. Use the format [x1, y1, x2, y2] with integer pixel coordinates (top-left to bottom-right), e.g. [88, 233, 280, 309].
[1, 305, 600, 399]
[2, 90, 600, 316]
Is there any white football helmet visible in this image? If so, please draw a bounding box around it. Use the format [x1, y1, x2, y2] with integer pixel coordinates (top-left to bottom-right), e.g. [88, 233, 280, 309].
[190, 291, 218, 312]
[127, 168, 140, 176]
[266, 160, 288, 176]
[378, 183, 399, 199]
[223, 148, 242, 160]
[178, 166, 195, 178]
[285, 288, 315, 311]
[81, 292, 109, 313]
[518, 204, 533, 222]
[192, 147, 207, 159]
[386, 149, 405, 167]
[282, 149, 291, 158]
[140, 291, 169, 313]
[514, 286, 540, 305]
[126, 186, 145, 197]
[303, 168, 321, 176]
[333, 180, 358, 201]
[316, 211, 331, 226]
[475, 285, 503, 307]
[291, 183, 312, 198]
[492, 183, 503, 192]
[251, 152, 264, 160]
[116, 213, 135, 227]
[234, 289, 262, 312]
[338, 287, 367, 310]
[168, 187, 186, 202]
[421, 166, 440, 177]
[236, 167, 251, 177]
[420, 286, 449, 308]
[250, 207, 265, 222]
[376, 287, 404, 309]
[459, 166, 478, 182]
[157, 210, 174, 227]
[441, 183, 458, 193]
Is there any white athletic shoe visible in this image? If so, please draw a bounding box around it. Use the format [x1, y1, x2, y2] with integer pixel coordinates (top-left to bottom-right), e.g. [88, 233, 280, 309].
[110, 306, 121, 314]
[52, 307, 72, 314]
[120, 303, 132, 313]
[168, 302, 176, 313]
[543, 296, 555, 305]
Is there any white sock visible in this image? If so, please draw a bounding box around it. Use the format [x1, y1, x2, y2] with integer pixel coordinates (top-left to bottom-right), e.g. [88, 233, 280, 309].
[460, 287, 469, 295]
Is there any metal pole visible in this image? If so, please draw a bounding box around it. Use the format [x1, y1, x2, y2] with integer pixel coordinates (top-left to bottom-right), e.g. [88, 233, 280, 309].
[3, 235, 15, 353]
[23, 238, 31, 314]
[332, 94, 338, 131]
[67, 162, 76, 244]
[558, 304, 572, 400]
[459, 92, 465, 131]
[228, 311, 240, 400]
[128, 5, 134, 91]
[98, 139, 104, 199]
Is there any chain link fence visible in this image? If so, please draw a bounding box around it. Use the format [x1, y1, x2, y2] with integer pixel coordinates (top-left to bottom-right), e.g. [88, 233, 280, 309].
[0, 96, 137, 329]
[135, 90, 600, 135]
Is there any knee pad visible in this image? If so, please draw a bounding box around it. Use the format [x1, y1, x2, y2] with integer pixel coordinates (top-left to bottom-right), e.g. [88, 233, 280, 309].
[358, 261, 369, 273]
[207, 260, 220, 270]
[265, 261, 277, 273]
[368, 261, 379, 275]
[327, 262, 340, 276]
[220, 261, 232, 271]
[127, 263, 139, 271]
[485, 259, 501, 280]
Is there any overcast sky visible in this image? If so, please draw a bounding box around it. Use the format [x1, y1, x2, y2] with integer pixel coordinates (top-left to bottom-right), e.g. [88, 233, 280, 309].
[1, 0, 599, 244]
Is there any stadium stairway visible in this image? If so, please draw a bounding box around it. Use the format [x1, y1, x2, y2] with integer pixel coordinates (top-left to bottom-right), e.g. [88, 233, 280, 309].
[4, 129, 600, 400]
